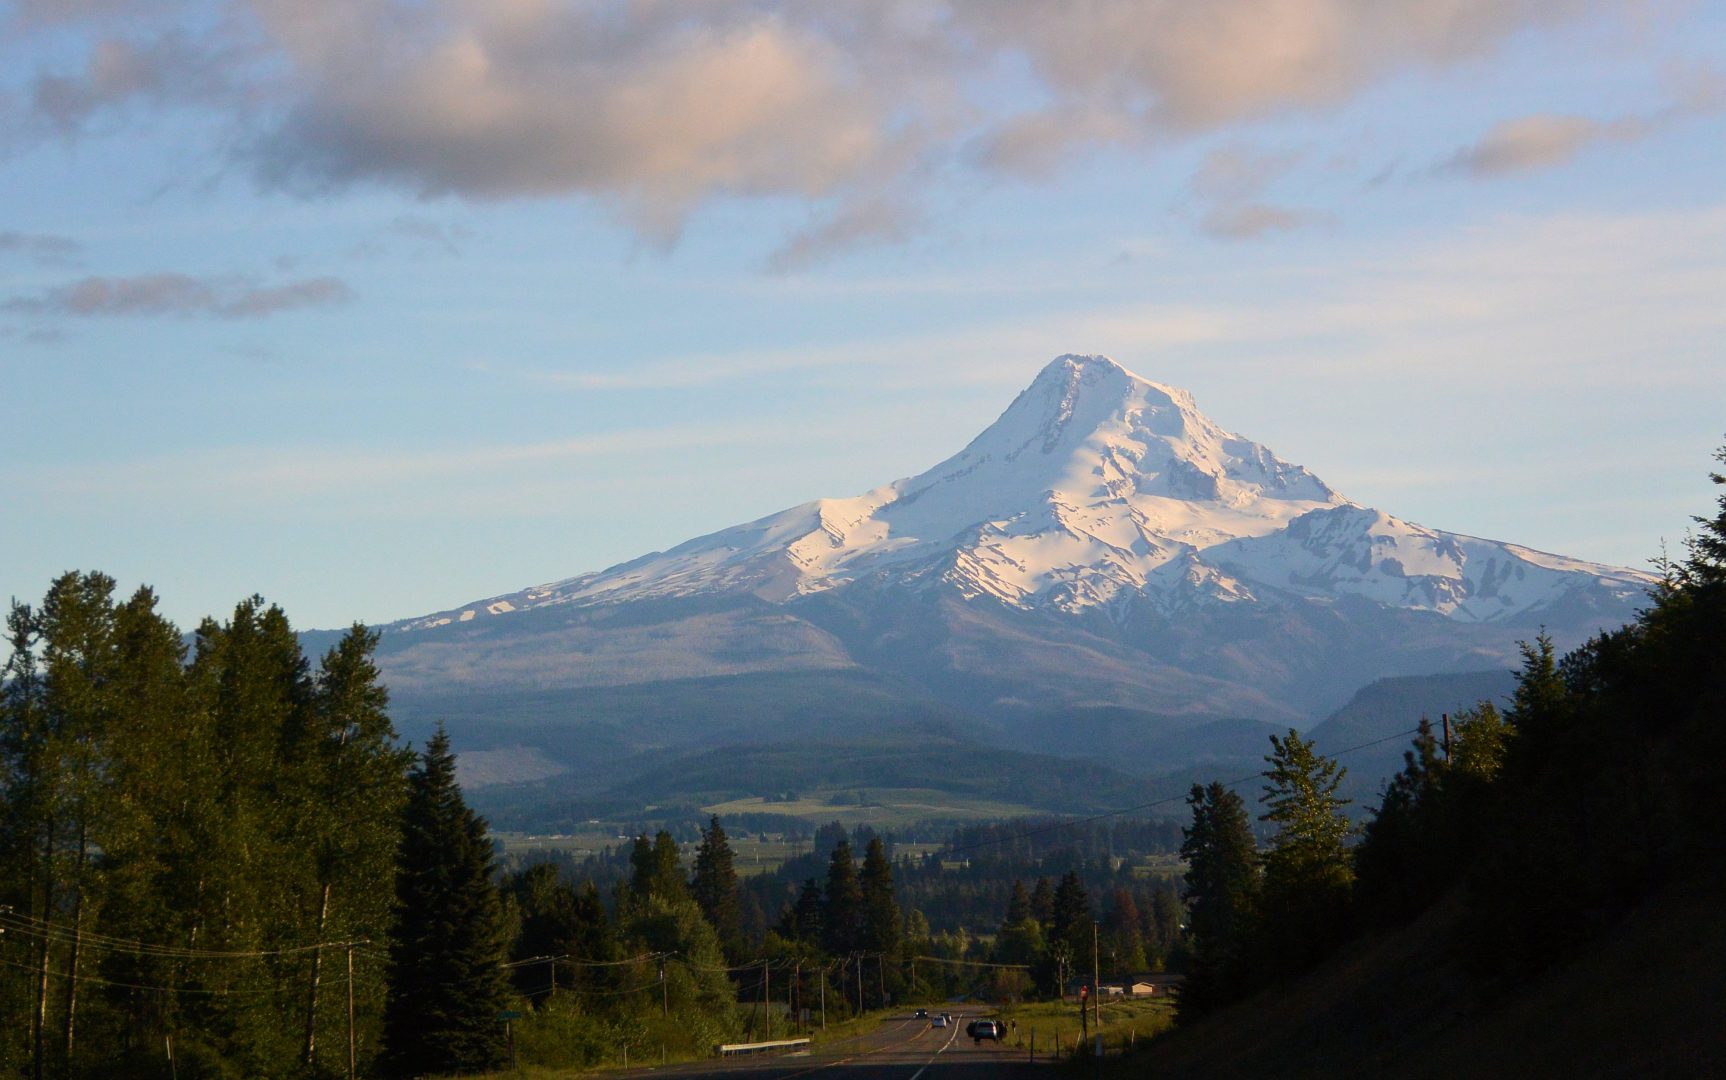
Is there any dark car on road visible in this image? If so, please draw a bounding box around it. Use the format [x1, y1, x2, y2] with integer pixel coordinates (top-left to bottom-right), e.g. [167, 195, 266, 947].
[966, 1019, 1004, 1044]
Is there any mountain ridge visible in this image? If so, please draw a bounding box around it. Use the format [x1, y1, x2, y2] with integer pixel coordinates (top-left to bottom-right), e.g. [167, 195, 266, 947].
[391, 354, 1646, 637]
[343, 353, 1649, 803]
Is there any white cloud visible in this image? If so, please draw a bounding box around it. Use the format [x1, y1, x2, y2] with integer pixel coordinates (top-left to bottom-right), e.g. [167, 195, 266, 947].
[1, 0, 1627, 257]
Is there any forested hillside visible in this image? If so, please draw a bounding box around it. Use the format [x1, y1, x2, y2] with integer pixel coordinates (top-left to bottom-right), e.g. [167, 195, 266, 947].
[1131, 444, 1726, 1075]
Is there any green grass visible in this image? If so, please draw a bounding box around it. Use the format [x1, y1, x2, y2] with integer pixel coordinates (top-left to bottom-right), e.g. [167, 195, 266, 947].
[997, 997, 1175, 1060]
[704, 788, 1047, 826]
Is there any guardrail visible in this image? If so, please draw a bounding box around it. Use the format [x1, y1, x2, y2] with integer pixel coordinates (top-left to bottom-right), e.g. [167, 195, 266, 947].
[715, 1038, 812, 1057]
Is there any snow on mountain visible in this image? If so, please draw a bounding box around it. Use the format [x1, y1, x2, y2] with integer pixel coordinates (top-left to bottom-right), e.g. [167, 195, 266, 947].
[398, 354, 1648, 633]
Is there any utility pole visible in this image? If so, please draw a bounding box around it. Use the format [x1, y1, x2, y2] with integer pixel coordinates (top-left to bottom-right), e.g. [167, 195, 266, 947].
[855, 955, 863, 1018]
[763, 960, 771, 1038]
[791, 962, 800, 1033]
[660, 961, 669, 1018]
[1092, 922, 1101, 1034]
[878, 954, 886, 1010]
[1441, 713, 1452, 759]
[345, 944, 356, 1080]
[820, 967, 827, 1030]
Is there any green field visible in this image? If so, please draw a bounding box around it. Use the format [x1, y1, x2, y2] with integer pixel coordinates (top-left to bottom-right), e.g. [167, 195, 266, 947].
[703, 788, 1048, 826]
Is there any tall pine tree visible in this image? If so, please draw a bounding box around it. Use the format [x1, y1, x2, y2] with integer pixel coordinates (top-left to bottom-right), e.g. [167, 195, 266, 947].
[1179, 781, 1259, 1014]
[383, 727, 511, 1077]
[690, 815, 742, 958]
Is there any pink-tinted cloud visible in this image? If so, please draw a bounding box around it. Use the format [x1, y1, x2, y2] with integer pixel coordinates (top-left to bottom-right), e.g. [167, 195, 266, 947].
[5, 271, 351, 318]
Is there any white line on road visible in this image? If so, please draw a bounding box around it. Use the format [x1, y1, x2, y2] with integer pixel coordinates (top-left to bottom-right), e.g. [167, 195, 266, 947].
[906, 1018, 961, 1080]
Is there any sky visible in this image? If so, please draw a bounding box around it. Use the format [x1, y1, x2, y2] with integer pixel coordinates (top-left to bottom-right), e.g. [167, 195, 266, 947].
[3, 0, 1724, 635]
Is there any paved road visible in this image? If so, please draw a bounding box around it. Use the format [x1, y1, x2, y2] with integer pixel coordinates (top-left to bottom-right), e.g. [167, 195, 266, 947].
[618, 1011, 1052, 1080]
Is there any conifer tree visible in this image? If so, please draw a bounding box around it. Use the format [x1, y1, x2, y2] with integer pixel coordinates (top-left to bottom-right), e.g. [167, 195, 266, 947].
[994, 884, 1046, 968]
[691, 815, 742, 956]
[1256, 730, 1353, 980]
[1101, 888, 1148, 973]
[1147, 882, 1182, 965]
[822, 839, 862, 959]
[292, 625, 411, 1069]
[630, 830, 687, 904]
[1049, 870, 1091, 951]
[1002, 880, 1031, 927]
[859, 837, 901, 1000]
[790, 878, 824, 944]
[383, 728, 510, 1077]
[1179, 782, 1258, 1013]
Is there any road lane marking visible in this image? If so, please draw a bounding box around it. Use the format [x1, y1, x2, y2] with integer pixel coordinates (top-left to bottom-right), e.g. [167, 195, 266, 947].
[905, 1016, 962, 1080]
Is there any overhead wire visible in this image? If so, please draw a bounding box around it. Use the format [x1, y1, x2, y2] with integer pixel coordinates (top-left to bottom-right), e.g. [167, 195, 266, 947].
[0, 910, 363, 960]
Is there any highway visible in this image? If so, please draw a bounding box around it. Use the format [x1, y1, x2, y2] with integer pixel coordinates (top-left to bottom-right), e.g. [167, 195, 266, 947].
[613, 1011, 1053, 1080]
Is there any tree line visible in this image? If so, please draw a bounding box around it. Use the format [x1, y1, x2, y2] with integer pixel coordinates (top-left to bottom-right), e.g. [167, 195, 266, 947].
[1174, 441, 1726, 1019]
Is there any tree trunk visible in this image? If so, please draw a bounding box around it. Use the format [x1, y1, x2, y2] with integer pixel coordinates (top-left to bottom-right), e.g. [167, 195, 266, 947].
[32, 816, 57, 1080]
[302, 881, 333, 1067]
[62, 822, 88, 1066]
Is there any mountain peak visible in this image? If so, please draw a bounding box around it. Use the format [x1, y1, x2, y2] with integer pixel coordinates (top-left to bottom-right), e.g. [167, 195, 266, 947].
[394, 354, 1647, 631]
[1033, 353, 1190, 404]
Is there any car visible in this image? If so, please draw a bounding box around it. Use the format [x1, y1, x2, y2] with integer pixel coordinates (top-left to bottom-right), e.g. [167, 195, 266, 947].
[931, 1015, 947, 1028]
[914, 1008, 928, 1020]
[966, 1019, 1004, 1043]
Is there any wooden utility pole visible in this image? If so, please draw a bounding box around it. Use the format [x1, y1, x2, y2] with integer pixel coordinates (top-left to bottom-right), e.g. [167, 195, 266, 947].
[763, 960, 770, 1037]
[878, 954, 886, 1010]
[660, 962, 669, 1019]
[1441, 713, 1453, 759]
[855, 955, 863, 1017]
[820, 968, 827, 1030]
[345, 944, 356, 1080]
[1092, 922, 1101, 1033]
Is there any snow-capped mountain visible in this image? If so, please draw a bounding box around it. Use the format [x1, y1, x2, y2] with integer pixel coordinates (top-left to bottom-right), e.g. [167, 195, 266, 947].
[352, 355, 1651, 796]
[399, 354, 1646, 633]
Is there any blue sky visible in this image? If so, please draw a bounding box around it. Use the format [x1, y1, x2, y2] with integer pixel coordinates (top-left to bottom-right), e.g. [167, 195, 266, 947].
[3, 0, 1723, 633]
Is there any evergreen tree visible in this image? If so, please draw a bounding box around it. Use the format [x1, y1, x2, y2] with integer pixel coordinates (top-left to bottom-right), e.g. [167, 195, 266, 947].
[691, 815, 742, 956]
[1146, 882, 1183, 966]
[0, 572, 120, 1078]
[1256, 730, 1354, 980]
[505, 863, 586, 998]
[1101, 888, 1148, 974]
[291, 625, 411, 1070]
[859, 837, 901, 1001]
[1002, 880, 1031, 927]
[383, 728, 511, 1076]
[790, 878, 824, 944]
[1028, 877, 1055, 928]
[822, 839, 862, 959]
[1049, 870, 1091, 951]
[994, 894, 1045, 968]
[1179, 782, 1259, 1014]
[630, 830, 687, 904]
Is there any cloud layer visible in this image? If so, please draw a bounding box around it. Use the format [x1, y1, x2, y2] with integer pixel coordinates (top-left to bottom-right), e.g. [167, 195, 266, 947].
[0, 0, 1674, 258]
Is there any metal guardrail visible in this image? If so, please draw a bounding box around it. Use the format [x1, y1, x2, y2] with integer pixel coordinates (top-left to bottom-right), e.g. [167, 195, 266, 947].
[715, 1038, 812, 1057]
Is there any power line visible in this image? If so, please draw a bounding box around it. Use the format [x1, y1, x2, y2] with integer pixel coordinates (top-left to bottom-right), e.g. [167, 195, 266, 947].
[0, 912, 365, 960]
[0, 953, 317, 997]
[911, 954, 1031, 971]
